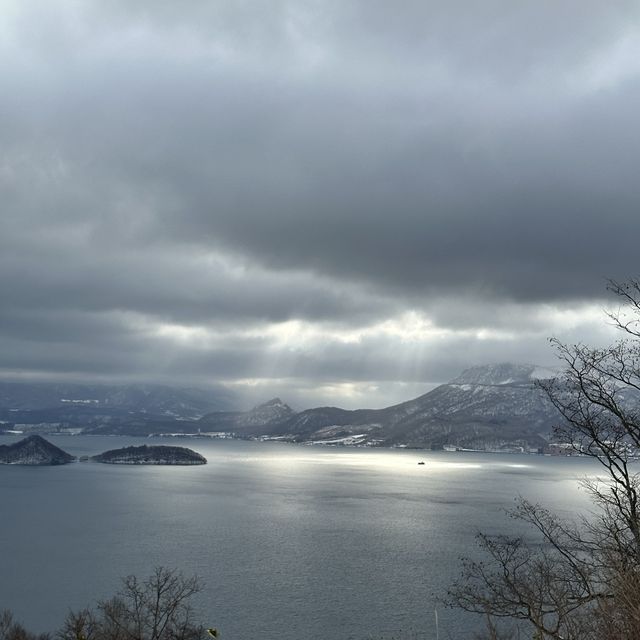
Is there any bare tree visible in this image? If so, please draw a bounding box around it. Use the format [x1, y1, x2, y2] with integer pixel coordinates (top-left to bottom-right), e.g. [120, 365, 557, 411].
[0, 611, 49, 640]
[57, 568, 203, 640]
[449, 278, 640, 639]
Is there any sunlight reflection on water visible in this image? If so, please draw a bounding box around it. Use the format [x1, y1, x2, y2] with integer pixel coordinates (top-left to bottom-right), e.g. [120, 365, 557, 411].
[0, 435, 605, 640]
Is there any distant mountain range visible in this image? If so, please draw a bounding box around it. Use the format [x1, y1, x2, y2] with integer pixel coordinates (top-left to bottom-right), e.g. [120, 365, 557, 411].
[0, 365, 565, 450]
[199, 363, 561, 450]
[0, 381, 236, 414]
[0, 381, 238, 435]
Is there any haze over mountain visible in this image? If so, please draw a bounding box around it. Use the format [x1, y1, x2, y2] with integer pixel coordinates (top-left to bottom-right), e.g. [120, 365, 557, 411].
[199, 398, 296, 434]
[0, 381, 237, 415]
[0, 381, 238, 437]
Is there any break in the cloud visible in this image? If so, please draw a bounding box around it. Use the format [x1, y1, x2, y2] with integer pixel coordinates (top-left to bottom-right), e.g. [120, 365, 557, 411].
[1, 1, 639, 408]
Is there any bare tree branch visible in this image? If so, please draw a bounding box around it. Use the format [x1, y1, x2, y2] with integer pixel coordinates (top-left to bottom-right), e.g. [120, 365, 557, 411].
[449, 277, 640, 639]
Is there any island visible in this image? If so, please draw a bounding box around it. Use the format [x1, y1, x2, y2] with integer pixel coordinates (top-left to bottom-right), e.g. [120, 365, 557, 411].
[92, 444, 207, 465]
[0, 434, 76, 465]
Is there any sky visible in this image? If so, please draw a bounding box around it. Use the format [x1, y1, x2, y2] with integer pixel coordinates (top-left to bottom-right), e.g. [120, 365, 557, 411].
[2, 1, 640, 409]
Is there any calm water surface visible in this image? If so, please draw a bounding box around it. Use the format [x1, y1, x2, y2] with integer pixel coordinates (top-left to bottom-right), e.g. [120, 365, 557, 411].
[0, 436, 605, 639]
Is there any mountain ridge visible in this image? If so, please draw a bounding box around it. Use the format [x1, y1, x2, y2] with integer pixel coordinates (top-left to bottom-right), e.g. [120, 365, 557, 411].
[0, 381, 237, 416]
[0, 364, 565, 450]
[198, 363, 563, 449]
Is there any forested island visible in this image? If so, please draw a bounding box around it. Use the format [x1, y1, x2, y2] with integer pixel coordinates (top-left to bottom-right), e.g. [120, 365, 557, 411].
[0, 434, 75, 465]
[0, 436, 207, 466]
[92, 444, 207, 465]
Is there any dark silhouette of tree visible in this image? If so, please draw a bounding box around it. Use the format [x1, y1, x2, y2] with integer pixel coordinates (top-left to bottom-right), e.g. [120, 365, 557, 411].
[449, 279, 640, 639]
[0, 611, 49, 640]
[57, 568, 204, 640]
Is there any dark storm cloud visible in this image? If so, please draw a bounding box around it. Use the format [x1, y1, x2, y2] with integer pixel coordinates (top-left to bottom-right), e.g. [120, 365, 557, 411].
[0, 239, 392, 326]
[5, 0, 639, 303]
[1, 0, 639, 401]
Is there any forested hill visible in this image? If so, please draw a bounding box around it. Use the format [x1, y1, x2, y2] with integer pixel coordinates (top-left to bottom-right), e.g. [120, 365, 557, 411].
[0, 434, 75, 465]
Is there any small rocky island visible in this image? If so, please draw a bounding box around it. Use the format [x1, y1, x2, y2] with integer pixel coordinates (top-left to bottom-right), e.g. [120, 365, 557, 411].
[0, 434, 76, 465]
[92, 444, 207, 465]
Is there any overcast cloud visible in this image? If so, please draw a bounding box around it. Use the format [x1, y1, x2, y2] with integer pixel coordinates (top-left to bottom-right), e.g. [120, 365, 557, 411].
[2, 1, 639, 408]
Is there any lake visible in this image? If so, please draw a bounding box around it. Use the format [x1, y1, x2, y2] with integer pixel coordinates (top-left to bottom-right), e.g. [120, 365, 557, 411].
[0, 435, 605, 639]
